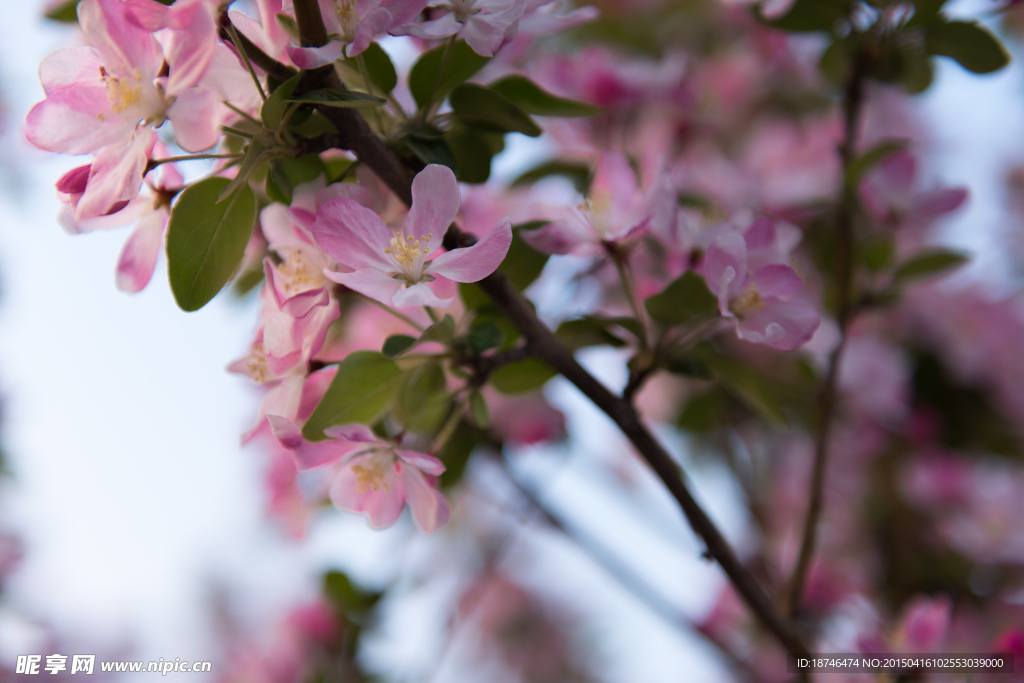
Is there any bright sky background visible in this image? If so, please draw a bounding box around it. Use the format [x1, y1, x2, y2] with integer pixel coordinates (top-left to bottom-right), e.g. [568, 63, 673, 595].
[0, 0, 1019, 680]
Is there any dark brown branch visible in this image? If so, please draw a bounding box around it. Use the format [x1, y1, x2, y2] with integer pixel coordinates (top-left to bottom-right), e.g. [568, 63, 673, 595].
[459, 345, 533, 387]
[227, 26, 809, 659]
[217, 13, 296, 83]
[293, 0, 330, 47]
[786, 52, 868, 618]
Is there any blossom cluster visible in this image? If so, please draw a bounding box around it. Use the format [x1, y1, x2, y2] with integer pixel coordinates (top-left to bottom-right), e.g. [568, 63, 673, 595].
[25, 0, 1024, 679]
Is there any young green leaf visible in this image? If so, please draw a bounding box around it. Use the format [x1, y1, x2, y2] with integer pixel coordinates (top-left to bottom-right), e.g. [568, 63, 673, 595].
[511, 160, 591, 193]
[342, 42, 398, 93]
[261, 71, 303, 129]
[466, 322, 504, 354]
[266, 153, 327, 204]
[925, 20, 1010, 74]
[287, 88, 387, 108]
[382, 334, 417, 358]
[444, 125, 499, 183]
[488, 75, 600, 117]
[644, 271, 718, 326]
[491, 358, 556, 394]
[167, 177, 257, 312]
[469, 392, 490, 428]
[402, 136, 458, 171]
[763, 0, 848, 33]
[409, 40, 491, 109]
[893, 249, 969, 282]
[696, 351, 788, 426]
[450, 84, 542, 137]
[302, 352, 403, 441]
[555, 318, 627, 350]
[846, 139, 909, 187]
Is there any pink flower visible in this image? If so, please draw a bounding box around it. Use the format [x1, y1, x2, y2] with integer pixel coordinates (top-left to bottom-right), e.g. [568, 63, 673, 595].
[893, 595, 951, 653]
[521, 151, 668, 256]
[703, 218, 820, 350]
[58, 142, 184, 293]
[861, 150, 968, 230]
[229, 261, 340, 386]
[311, 164, 512, 309]
[394, 0, 529, 57]
[269, 419, 450, 532]
[287, 0, 430, 67]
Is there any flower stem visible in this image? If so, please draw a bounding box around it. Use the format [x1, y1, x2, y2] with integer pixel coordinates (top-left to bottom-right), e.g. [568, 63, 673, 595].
[147, 153, 243, 173]
[364, 296, 425, 332]
[424, 35, 457, 121]
[226, 23, 267, 102]
[609, 244, 650, 350]
[430, 395, 469, 454]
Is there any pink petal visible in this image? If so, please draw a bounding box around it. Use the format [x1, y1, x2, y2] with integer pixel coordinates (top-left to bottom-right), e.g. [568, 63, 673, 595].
[704, 231, 747, 305]
[286, 42, 346, 70]
[167, 88, 221, 152]
[323, 424, 381, 444]
[405, 164, 461, 254]
[751, 264, 803, 298]
[124, 0, 171, 31]
[26, 87, 127, 155]
[80, 0, 161, 81]
[312, 198, 394, 271]
[463, 13, 512, 57]
[164, 2, 217, 94]
[268, 414, 305, 450]
[57, 164, 92, 195]
[391, 281, 454, 308]
[396, 449, 446, 476]
[913, 188, 968, 218]
[519, 218, 589, 255]
[324, 267, 404, 307]
[115, 208, 167, 292]
[350, 8, 393, 56]
[329, 458, 405, 527]
[399, 466, 450, 533]
[899, 596, 951, 653]
[592, 151, 639, 201]
[264, 311, 303, 376]
[382, 0, 430, 27]
[38, 47, 104, 97]
[429, 218, 512, 282]
[736, 297, 820, 351]
[75, 130, 155, 221]
[392, 13, 462, 40]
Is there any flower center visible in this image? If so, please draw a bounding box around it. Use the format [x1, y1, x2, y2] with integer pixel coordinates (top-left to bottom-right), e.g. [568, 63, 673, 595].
[242, 343, 270, 383]
[580, 189, 614, 237]
[449, 0, 480, 22]
[278, 249, 325, 297]
[351, 450, 394, 492]
[100, 66, 143, 114]
[384, 232, 432, 283]
[334, 0, 358, 41]
[730, 284, 765, 317]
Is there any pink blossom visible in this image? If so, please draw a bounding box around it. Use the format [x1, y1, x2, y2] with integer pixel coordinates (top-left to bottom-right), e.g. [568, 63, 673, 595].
[893, 595, 951, 653]
[311, 164, 512, 309]
[286, 0, 429, 67]
[522, 151, 669, 256]
[702, 218, 820, 350]
[269, 419, 450, 532]
[861, 150, 968, 231]
[394, 0, 529, 57]
[58, 141, 184, 293]
[229, 261, 340, 387]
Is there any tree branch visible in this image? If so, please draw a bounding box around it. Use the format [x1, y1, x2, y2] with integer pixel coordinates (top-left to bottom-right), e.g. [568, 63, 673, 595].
[786, 52, 868, 618]
[293, 0, 330, 47]
[226, 28, 809, 659]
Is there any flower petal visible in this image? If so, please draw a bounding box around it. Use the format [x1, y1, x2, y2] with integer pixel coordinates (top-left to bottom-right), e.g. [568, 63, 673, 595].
[324, 267, 405, 307]
[399, 466, 450, 533]
[312, 198, 394, 270]
[751, 264, 803, 298]
[391, 281, 454, 308]
[115, 208, 167, 293]
[405, 164, 461, 253]
[429, 218, 512, 282]
[736, 297, 820, 351]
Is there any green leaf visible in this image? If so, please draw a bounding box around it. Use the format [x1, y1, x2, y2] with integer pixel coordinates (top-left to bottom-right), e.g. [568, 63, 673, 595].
[402, 136, 458, 172]
[323, 571, 381, 621]
[342, 42, 398, 93]
[289, 111, 338, 137]
[266, 153, 326, 204]
[555, 318, 627, 350]
[218, 133, 283, 202]
[382, 334, 416, 358]
[818, 39, 850, 86]
[893, 249, 969, 282]
[695, 350, 789, 426]
[302, 352, 403, 441]
[677, 388, 732, 432]
[665, 356, 712, 379]
[466, 322, 504, 354]
[763, 0, 849, 33]
[469, 392, 490, 428]
[288, 88, 387, 108]
[491, 358, 556, 394]
[409, 39, 491, 110]
[167, 177, 257, 312]
[444, 125, 499, 183]
[502, 225, 550, 290]
[898, 44, 935, 94]
[862, 238, 895, 272]
[449, 84, 542, 137]
[394, 363, 450, 432]
[488, 75, 600, 117]
[644, 271, 718, 326]
[925, 20, 1010, 74]
[44, 0, 81, 22]
[846, 139, 909, 187]
[262, 71, 303, 130]
[512, 160, 591, 194]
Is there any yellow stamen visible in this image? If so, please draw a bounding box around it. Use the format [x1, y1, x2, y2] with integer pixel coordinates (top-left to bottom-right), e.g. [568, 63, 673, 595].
[100, 66, 142, 114]
[730, 284, 765, 317]
[351, 452, 393, 492]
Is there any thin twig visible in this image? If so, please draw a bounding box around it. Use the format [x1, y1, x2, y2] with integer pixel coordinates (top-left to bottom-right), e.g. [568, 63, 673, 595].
[226, 23, 267, 102]
[786, 51, 868, 618]
[145, 154, 243, 174]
